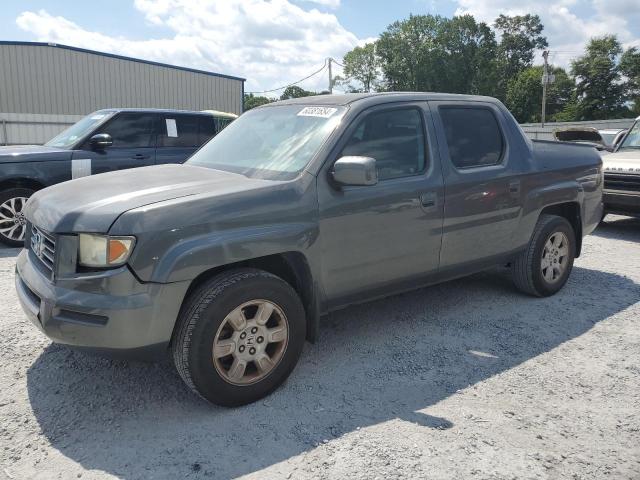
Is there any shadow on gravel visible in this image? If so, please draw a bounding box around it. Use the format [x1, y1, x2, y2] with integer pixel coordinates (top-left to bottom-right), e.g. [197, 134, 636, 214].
[594, 215, 640, 242]
[26, 266, 639, 479]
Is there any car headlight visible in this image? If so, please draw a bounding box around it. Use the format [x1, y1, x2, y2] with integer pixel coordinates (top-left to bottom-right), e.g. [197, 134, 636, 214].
[78, 234, 136, 268]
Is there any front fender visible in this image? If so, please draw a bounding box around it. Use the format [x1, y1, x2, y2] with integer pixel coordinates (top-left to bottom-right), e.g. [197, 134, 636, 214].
[143, 222, 319, 284]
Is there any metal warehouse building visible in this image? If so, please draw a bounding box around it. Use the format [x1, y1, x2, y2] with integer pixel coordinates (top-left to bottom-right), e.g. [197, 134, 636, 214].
[0, 41, 245, 145]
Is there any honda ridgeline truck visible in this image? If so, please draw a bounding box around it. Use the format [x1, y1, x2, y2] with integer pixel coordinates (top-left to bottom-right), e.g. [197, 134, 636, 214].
[15, 93, 603, 406]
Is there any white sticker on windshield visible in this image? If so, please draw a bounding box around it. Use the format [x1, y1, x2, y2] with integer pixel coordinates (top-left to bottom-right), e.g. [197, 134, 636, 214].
[90, 114, 106, 120]
[166, 118, 178, 137]
[297, 106, 337, 118]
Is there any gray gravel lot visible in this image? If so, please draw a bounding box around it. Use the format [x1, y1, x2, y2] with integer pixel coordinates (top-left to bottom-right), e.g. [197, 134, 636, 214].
[1, 216, 639, 480]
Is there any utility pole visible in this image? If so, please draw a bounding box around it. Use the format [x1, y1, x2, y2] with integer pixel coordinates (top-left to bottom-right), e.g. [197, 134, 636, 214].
[328, 57, 333, 94]
[541, 50, 549, 128]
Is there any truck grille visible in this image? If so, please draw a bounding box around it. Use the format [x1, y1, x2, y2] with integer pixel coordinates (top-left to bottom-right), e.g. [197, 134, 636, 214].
[30, 225, 56, 276]
[604, 173, 640, 193]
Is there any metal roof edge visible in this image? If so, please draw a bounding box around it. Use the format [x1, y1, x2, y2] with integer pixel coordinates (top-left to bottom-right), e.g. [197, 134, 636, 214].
[0, 40, 246, 82]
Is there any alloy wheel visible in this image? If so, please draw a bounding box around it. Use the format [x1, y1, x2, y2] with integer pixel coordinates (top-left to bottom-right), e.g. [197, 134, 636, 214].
[212, 299, 289, 386]
[540, 231, 569, 284]
[0, 197, 28, 243]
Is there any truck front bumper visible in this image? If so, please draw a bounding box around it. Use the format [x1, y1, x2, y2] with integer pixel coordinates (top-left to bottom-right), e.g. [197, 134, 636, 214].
[603, 190, 640, 216]
[15, 249, 191, 360]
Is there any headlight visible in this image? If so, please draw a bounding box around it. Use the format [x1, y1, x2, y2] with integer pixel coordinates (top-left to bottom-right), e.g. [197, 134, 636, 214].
[78, 234, 136, 268]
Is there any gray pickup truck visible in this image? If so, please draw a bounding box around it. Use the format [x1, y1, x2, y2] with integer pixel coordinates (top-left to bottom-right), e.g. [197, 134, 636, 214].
[15, 93, 603, 406]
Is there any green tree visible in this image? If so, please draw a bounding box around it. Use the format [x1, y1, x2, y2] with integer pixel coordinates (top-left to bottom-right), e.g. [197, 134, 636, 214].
[506, 65, 574, 123]
[339, 42, 381, 92]
[620, 47, 640, 114]
[280, 85, 316, 100]
[376, 14, 441, 91]
[243, 93, 272, 111]
[571, 36, 630, 120]
[494, 14, 548, 100]
[375, 14, 498, 95]
[436, 15, 499, 96]
[554, 92, 580, 122]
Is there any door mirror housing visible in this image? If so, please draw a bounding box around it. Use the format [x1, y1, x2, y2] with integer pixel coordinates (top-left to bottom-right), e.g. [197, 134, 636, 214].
[89, 133, 113, 149]
[331, 156, 378, 186]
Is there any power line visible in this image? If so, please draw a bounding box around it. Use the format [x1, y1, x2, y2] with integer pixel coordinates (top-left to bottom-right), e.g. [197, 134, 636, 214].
[246, 61, 327, 95]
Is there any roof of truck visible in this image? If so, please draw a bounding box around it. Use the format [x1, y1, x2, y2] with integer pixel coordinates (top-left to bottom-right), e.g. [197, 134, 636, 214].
[92, 108, 228, 116]
[270, 92, 501, 107]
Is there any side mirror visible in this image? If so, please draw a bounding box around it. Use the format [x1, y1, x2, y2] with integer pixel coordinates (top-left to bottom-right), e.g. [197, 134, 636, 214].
[331, 156, 378, 186]
[89, 133, 113, 149]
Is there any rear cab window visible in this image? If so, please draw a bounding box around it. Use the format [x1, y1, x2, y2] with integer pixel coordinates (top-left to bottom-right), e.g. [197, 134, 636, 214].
[439, 107, 504, 169]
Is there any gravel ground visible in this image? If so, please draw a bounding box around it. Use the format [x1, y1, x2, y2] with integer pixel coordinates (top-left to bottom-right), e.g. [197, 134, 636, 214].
[1, 216, 639, 480]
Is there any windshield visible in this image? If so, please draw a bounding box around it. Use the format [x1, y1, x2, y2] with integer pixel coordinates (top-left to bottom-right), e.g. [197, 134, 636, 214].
[619, 121, 640, 150]
[600, 133, 617, 146]
[45, 110, 115, 148]
[187, 105, 346, 180]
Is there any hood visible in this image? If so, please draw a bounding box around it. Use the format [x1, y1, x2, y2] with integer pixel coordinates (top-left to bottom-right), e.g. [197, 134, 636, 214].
[26, 164, 275, 233]
[602, 149, 640, 174]
[554, 128, 604, 145]
[0, 144, 72, 163]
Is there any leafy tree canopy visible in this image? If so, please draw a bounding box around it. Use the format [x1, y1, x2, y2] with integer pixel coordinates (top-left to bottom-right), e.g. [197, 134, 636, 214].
[376, 14, 498, 95]
[243, 93, 272, 111]
[506, 65, 573, 123]
[571, 36, 631, 120]
[339, 42, 381, 92]
[494, 15, 548, 74]
[620, 47, 640, 114]
[280, 85, 316, 100]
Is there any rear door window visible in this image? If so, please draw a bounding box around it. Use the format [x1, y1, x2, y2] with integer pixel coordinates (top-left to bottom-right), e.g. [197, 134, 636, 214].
[158, 115, 201, 148]
[198, 116, 217, 144]
[439, 107, 504, 169]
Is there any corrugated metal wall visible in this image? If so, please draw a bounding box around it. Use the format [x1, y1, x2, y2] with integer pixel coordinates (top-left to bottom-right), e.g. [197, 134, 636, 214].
[0, 113, 82, 145]
[0, 42, 244, 117]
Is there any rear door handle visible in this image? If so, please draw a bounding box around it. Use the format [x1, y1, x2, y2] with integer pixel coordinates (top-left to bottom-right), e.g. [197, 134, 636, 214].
[509, 180, 521, 196]
[419, 192, 437, 208]
[132, 153, 150, 160]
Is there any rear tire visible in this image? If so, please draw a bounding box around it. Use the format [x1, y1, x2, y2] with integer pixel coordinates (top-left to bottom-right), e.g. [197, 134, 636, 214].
[172, 268, 306, 407]
[0, 188, 35, 247]
[512, 214, 576, 297]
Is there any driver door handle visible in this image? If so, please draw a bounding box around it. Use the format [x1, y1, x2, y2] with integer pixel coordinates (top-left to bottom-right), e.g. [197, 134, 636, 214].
[419, 192, 437, 208]
[131, 153, 150, 160]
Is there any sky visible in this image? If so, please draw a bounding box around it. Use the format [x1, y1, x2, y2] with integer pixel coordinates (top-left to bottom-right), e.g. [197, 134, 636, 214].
[2, 0, 640, 95]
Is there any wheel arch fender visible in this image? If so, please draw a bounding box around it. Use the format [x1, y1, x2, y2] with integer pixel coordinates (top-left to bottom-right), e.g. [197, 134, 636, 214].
[516, 180, 584, 254]
[134, 224, 323, 344]
[0, 177, 47, 193]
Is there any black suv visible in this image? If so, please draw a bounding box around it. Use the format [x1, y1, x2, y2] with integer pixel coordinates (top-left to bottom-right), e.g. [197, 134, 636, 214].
[0, 108, 236, 246]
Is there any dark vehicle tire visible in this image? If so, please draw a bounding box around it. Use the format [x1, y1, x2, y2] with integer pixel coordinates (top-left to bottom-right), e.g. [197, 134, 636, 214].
[172, 268, 306, 407]
[512, 214, 576, 297]
[0, 188, 35, 247]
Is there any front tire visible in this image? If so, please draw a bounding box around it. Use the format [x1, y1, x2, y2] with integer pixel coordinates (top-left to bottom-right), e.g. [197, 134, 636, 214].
[172, 268, 306, 407]
[0, 188, 34, 247]
[512, 214, 576, 297]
